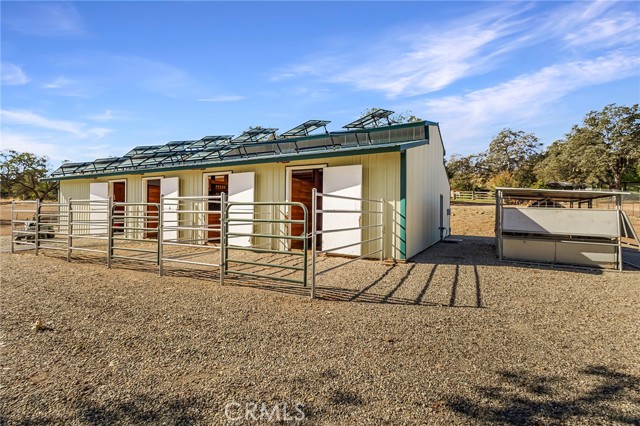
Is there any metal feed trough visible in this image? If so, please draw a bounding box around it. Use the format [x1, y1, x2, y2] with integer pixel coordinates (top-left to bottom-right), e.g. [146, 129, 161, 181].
[10, 192, 388, 299]
[495, 187, 639, 271]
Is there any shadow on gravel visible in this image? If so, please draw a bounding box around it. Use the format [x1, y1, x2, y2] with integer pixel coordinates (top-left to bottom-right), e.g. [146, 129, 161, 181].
[447, 366, 640, 425]
[74, 395, 206, 425]
[412, 236, 607, 274]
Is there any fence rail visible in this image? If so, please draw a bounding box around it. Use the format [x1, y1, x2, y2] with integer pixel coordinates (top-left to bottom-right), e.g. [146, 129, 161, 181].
[10, 192, 388, 299]
[451, 190, 496, 201]
[310, 188, 385, 299]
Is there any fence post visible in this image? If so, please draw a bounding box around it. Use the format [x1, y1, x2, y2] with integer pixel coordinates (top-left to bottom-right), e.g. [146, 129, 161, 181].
[108, 201, 114, 269]
[220, 193, 226, 286]
[10, 201, 15, 254]
[67, 199, 73, 262]
[158, 195, 164, 276]
[34, 199, 40, 256]
[310, 188, 317, 300]
[302, 205, 308, 288]
[380, 198, 384, 263]
[107, 196, 113, 268]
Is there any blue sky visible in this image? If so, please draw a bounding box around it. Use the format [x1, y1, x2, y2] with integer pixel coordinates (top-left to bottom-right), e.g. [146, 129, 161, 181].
[1, 1, 639, 166]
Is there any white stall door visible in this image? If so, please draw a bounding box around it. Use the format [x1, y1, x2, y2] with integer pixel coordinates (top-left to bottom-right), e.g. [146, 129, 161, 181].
[89, 182, 108, 236]
[227, 172, 255, 247]
[322, 165, 362, 256]
[160, 177, 179, 241]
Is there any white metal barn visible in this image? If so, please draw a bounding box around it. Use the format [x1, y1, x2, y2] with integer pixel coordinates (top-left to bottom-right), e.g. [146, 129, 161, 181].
[45, 109, 451, 262]
[495, 188, 639, 270]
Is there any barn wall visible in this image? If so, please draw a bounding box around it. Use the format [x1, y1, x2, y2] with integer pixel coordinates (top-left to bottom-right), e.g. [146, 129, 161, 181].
[405, 125, 451, 259]
[59, 151, 403, 258]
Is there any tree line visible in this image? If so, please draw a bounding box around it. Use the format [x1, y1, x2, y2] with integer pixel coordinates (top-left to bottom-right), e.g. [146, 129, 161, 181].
[0, 150, 59, 201]
[447, 104, 640, 191]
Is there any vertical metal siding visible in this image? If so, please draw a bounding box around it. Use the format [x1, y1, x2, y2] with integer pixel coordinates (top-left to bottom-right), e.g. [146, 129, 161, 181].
[58, 151, 403, 259]
[405, 125, 451, 259]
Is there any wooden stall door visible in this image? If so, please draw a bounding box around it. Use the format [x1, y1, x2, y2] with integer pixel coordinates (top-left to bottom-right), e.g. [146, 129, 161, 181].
[290, 169, 322, 250]
[207, 175, 228, 243]
[112, 182, 126, 234]
[146, 179, 160, 239]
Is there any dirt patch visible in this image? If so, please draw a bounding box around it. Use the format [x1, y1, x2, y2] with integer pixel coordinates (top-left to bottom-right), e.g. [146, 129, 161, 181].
[1, 236, 639, 424]
[450, 204, 496, 237]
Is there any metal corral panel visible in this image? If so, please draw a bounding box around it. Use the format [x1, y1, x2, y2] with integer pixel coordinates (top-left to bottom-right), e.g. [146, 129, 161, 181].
[503, 238, 617, 268]
[502, 208, 620, 238]
[555, 241, 617, 268]
[503, 238, 556, 263]
[406, 125, 450, 259]
[59, 151, 403, 259]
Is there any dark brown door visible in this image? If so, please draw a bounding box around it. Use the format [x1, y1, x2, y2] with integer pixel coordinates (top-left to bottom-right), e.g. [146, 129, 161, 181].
[146, 179, 161, 239]
[290, 169, 322, 250]
[112, 182, 126, 234]
[207, 175, 228, 242]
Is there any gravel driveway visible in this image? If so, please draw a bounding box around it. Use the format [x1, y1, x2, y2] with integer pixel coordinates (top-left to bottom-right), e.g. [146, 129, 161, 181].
[1, 235, 639, 425]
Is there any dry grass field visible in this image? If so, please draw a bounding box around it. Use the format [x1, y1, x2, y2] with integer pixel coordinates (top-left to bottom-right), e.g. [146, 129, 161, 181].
[1, 203, 639, 425]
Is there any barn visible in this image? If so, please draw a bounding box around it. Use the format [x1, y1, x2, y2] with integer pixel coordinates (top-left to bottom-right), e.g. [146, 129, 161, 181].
[45, 109, 451, 262]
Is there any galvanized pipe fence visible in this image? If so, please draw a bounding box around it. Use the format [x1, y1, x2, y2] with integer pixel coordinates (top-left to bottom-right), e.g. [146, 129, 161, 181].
[10, 192, 387, 299]
[310, 188, 385, 299]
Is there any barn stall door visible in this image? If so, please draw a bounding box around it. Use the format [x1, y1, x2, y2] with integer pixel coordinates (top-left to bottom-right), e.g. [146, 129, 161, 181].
[322, 165, 362, 256]
[160, 177, 179, 241]
[89, 182, 108, 235]
[227, 172, 255, 247]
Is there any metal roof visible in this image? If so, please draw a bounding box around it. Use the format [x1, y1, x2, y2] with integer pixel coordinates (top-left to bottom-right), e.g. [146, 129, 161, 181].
[47, 121, 429, 181]
[496, 187, 629, 202]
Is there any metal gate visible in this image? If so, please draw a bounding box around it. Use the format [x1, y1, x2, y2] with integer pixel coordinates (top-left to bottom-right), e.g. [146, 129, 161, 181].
[159, 195, 225, 278]
[10, 200, 38, 253]
[108, 201, 160, 268]
[222, 201, 308, 287]
[310, 188, 385, 298]
[68, 198, 111, 261]
[10, 193, 388, 300]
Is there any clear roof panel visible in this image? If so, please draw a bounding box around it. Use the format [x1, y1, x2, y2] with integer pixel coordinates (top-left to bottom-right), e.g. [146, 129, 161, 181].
[280, 120, 330, 138]
[49, 116, 427, 178]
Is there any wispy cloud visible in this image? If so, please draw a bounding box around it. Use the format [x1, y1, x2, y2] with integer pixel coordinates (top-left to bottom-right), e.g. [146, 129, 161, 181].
[41, 76, 87, 97]
[564, 10, 639, 48]
[111, 56, 197, 97]
[1, 2, 85, 37]
[421, 51, 640, 152]
[198, 95, 245, 103]
[0, 132, 60, 161]
[1, 63, 29, 86]
[271, 4, 534, 97]
[1, 131, 111, 163]
[271, 1, 639, 99]
[87, 109, 118, 122]
[42, 76, 73, 89]
[1, 109, 112, 139]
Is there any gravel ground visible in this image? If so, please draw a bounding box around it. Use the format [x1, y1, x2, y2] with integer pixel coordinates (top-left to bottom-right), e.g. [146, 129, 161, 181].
[1, 231, 639, 425]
